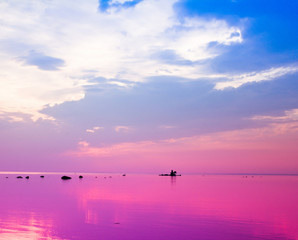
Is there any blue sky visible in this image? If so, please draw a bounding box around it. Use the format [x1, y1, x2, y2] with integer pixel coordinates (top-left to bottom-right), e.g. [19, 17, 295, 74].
[180, 0, 298, 51]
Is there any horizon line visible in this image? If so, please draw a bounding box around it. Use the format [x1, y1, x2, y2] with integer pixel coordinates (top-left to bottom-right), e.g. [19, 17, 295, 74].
[0, 171, 298, 176]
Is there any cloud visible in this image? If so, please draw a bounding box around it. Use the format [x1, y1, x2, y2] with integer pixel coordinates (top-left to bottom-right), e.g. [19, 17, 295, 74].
[0, 113, 25, 122]
[72, 140, 154, 157]
[86, 126, 104, 133]
[20, 51, 65, 71]
[215, 66, 298, 90]
[43, 73, 298, 145]
[0, 56, 85, 120]
[251, 109, 298, 122]
[67, 120, 298, 158]
[110, 0, 138, 4]
[114, 125, 131, 133]
[99, 0, 142, 12]
[0, 0, 242, 120]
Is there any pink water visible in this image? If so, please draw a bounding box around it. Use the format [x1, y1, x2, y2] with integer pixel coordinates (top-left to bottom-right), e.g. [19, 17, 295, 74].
[0, 173, 297, 240]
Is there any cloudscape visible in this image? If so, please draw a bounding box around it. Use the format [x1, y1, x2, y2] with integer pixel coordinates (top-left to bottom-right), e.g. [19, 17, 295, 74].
[1, 0, 297, 174]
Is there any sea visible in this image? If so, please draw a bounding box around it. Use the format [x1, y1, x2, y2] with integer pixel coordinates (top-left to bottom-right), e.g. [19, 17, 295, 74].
[0, 172, 297, 240]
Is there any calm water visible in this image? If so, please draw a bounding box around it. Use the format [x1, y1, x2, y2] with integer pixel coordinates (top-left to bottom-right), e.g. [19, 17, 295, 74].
[0, 173, 297, 240]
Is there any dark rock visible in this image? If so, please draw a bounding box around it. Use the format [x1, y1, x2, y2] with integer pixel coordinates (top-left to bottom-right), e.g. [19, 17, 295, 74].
[16, 176, 23, 179]
[40, 175, 45, 178]
[79, 175, 83, 179]
[61, 176, 72, 180]
[25, 176, 29, 179]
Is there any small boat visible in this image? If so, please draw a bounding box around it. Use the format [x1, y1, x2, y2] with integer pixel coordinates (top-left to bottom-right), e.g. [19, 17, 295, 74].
[159, 170, 181, 176]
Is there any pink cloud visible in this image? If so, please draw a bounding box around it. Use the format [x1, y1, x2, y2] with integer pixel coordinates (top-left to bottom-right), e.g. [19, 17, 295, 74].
[62, 115, 298, 173]
[86, 126, 104, 133]
[251, 108, 298, 122]
[72, 140, 156, 157]
[67, 121, 298, 157]
[114, 125, 132, 133]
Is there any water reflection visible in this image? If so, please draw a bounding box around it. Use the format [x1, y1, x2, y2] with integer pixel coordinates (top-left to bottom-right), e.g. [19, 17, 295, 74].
[0, 173, 297, 239]
[170, 175, 176, 186]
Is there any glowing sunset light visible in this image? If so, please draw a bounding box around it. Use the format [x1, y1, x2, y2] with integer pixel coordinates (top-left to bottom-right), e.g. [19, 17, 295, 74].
[1, 1, 298, 239]
[63, 119, 297, 173]
[0, 0, 297, 174]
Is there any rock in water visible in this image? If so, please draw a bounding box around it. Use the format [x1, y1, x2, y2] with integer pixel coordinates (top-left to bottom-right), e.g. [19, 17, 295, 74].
[25, 176, 29, 179]
[79, 175, 83, 179]
[61, 176, 72, 180]
[16, 176, 23, 179]
[40, 175, 45, 178]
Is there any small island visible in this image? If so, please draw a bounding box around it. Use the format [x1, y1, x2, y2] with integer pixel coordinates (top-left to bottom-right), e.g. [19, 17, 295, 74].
[159, 170, 181, 176]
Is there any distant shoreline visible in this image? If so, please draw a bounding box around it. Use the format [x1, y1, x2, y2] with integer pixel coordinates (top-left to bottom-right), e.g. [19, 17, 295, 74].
[0, 171, 297, 176]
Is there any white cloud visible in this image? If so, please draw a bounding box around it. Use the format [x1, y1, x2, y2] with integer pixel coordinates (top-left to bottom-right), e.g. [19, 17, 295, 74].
[167, 18, 242, 62]
[0, 113, 24, 122]
[251, 109, 298, 122]
[0, 0, 242, 120]
[110, 0, 136, 4]
[0, 56, 86, 120]
[114, 125, 131, 133]
[86, 126, 104, 133]
[214, 66, 298, 90]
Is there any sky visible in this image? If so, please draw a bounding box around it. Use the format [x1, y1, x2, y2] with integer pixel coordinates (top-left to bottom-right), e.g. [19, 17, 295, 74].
[0, 0, 297, 174]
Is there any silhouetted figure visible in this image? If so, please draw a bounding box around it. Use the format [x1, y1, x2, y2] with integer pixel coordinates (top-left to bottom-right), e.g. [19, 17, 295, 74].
[79, 175, 83, 179]
[16, 176, 23, 179]
[159, 170, 181, 176]
[61, 176, 72, 180]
